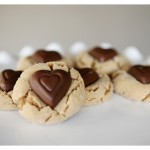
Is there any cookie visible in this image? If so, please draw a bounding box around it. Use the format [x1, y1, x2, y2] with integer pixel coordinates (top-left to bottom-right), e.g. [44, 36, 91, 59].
[0, 69, 22, 110]
[76, 68, 113, 106]
[16, 49, 73, 70]
[112, 65, 150, 101]
[75, 47, 130, 75]
[12, 61, 86, 124]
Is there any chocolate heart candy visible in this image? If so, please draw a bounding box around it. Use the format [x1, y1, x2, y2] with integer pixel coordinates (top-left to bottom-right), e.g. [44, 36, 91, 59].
[76, 68, 99, 87]
[89, 47, 118, 62]
[29, 69, 71, 109]
[0, 69, 22, 92]
[128, 65, 150, 84]
[32, 49, 62, 63]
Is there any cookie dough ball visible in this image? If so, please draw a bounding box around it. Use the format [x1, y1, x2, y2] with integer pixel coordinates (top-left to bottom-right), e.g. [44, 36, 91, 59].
[112, 65, 150, 101]
[75, 47, 130, 75]
[76, 68, 113, 106]
[12, 62, 86, 125]
[0, 69, 22, 110]
[16, 49, 73, 70]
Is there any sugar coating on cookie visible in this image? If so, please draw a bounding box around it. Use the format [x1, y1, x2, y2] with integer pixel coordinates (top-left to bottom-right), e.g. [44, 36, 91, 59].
[12, 62, 86, 125]
[75, 47, 130, 75]
[112, 69, 150, 102]
[16, 50, 73, 70]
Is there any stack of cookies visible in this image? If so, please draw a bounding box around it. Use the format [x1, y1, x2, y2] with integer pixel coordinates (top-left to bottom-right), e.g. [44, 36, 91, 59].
[0, 46, 149, 125]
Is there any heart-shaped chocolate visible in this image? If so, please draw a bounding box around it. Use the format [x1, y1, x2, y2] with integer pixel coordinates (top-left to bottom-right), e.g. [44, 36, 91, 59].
[32, 49, 62, 63]
[128, 65, 150, 84]
[89, 47, 118, 62]
[76, 68, 99, 87]
[0, 69, 22, 92]
[29, 69, 71, 109]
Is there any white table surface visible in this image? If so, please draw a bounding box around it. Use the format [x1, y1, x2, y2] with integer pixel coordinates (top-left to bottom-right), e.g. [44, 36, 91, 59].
[0, 93, 150, 145]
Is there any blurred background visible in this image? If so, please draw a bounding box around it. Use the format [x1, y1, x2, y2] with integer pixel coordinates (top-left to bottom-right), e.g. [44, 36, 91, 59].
[0, 5, 150, 56]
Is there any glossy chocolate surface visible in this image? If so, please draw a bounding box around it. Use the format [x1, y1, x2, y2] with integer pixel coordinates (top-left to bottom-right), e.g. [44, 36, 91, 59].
[32, 50, 62, 63]
[0, 69, 22, 92]
[76, 68, 99, 86]
[128, 65, 150, 84]
[89, 47, 118, 62]
[29, 69, 71, 109]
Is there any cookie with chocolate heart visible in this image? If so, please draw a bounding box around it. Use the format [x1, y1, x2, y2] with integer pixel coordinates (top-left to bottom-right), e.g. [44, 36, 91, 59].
[112, 65, 150, 101]
[12, 62, 86, 124]
[76, 68, 113, 106]
[75, 46, 130, 75]
[0, 69, 22, 110]
[16, 49, 73, 70]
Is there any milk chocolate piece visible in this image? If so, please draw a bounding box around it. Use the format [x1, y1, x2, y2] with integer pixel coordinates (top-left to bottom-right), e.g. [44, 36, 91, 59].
[29, 69, 71, 109]
[128, 65, 150, 84]
[32, 50, 62, 63]
[76, 68, 99, 86]
[89, 47, 118, 62]
[0, 69, 22, 92]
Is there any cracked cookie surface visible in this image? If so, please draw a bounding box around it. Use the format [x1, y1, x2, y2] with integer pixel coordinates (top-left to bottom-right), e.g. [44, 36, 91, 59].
[112, 70, 150, 101]
[0, 90, 17, 110]
[75, 51, 130, 75]
[12, 62, 86, 124]
[84, 73, 113, 106]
